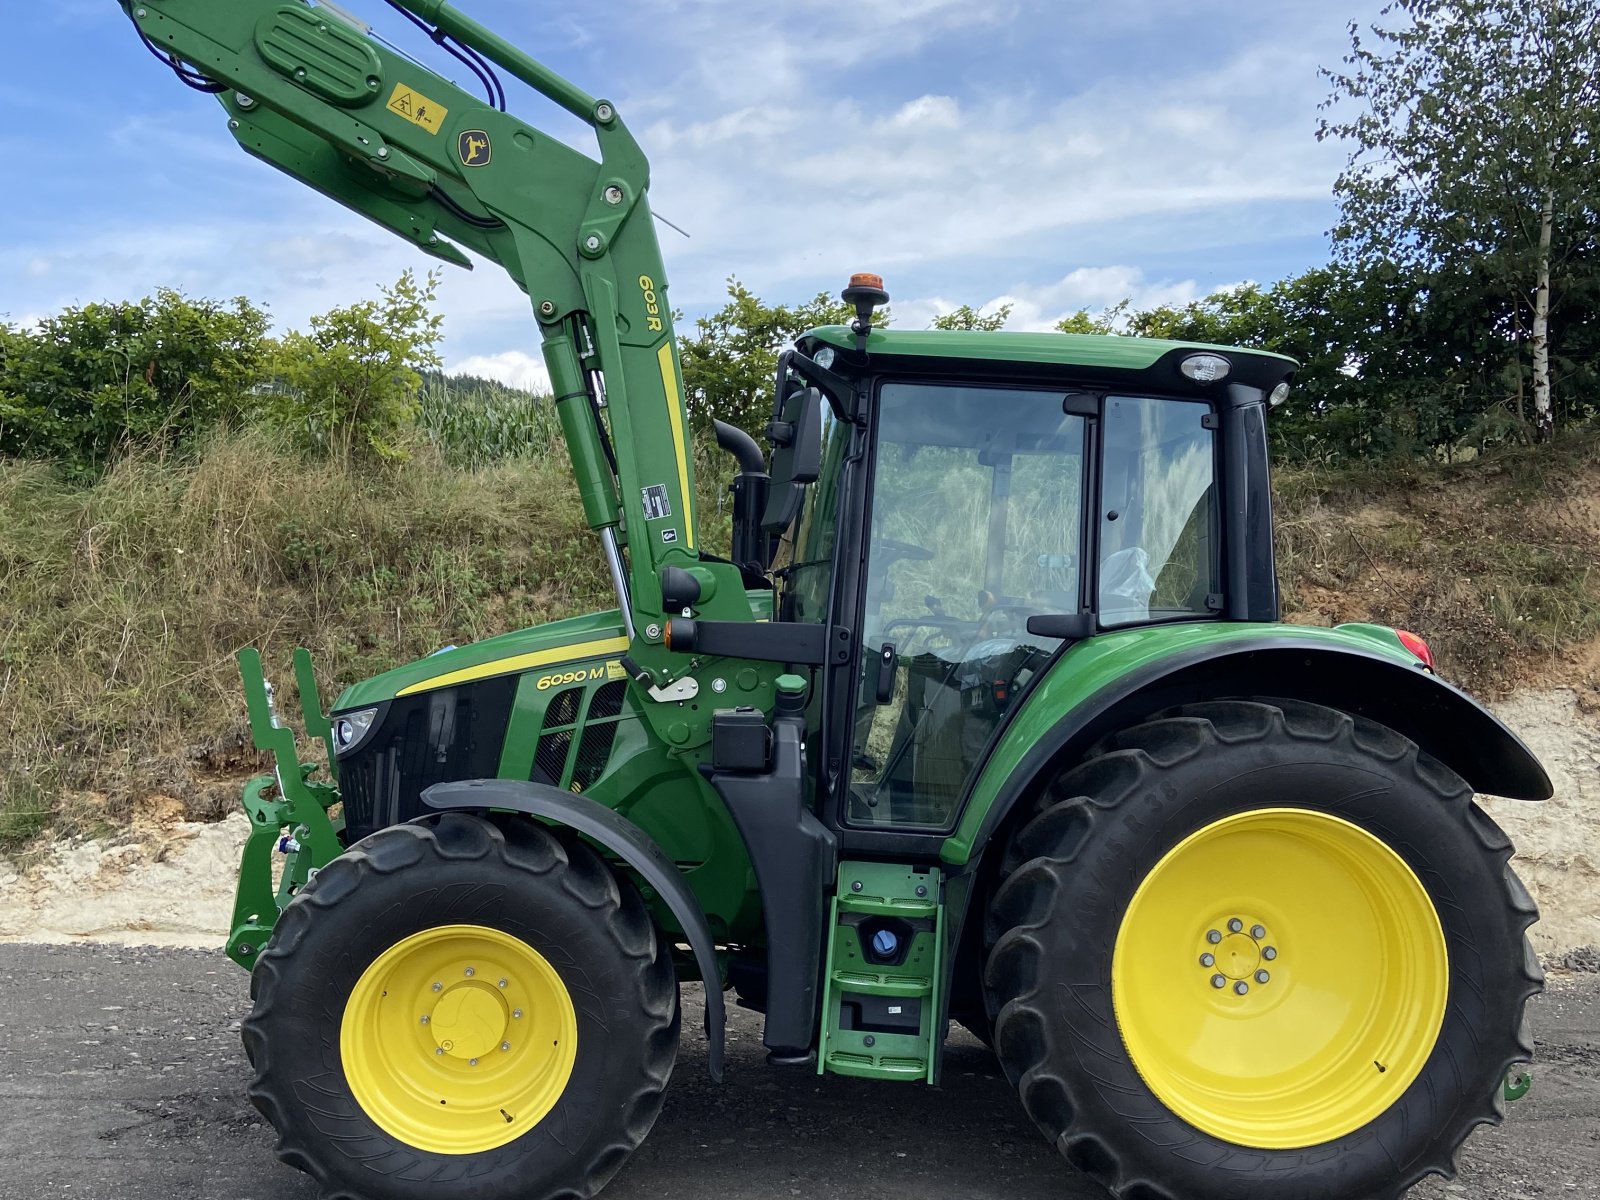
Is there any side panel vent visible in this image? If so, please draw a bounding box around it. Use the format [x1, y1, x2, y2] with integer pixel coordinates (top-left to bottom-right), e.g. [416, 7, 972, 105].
[571, 721, 621, 792]
[588, 681, 627, 720]
[544, 686, 582, 729]
[532, 730, 573, 786]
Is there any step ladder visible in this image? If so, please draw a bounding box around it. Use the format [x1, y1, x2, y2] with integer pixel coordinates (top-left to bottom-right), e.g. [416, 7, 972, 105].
[817, 860, 944, 1083]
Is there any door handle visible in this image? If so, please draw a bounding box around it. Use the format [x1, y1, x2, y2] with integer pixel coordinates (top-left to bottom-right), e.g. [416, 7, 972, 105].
[875, 642, 897, 704]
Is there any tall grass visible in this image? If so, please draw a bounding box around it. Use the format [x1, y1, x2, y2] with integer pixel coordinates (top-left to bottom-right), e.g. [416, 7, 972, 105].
[0, 429, 610, 845]
[3, 417, 1595, 850]
[1274, 430, 1600, 693]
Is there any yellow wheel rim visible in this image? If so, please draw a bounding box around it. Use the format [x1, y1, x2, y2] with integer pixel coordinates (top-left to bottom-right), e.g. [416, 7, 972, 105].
[1111, 808, 1448, 1149]
[340, 924, 578, 1155]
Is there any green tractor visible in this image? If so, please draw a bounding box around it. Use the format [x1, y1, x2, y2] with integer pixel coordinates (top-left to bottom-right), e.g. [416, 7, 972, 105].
[124, 3, 1546, 1198]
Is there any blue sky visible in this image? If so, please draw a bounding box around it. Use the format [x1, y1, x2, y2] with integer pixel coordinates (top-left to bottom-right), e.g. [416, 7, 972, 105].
[1, 0, 1380, 390]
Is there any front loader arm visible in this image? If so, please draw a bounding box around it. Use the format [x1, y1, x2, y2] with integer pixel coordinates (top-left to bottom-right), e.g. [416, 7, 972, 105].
[124, 1, 746, 673]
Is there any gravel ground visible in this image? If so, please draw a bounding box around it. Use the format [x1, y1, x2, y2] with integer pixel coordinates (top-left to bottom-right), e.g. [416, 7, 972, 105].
[0, 944, 1594, 1200]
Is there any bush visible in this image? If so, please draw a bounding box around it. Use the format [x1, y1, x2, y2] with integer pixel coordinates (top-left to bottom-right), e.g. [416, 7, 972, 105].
[264, 270, 443, 461]
[0, 291, 270, 473]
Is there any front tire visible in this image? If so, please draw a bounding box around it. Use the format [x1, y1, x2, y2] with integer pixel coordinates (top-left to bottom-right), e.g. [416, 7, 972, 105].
[984, 699, 1540, 1200]
[244, 811, 679, 1200]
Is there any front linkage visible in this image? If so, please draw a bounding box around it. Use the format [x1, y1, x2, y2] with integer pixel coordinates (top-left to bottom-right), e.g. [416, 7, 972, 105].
[227, 649, 344, 969]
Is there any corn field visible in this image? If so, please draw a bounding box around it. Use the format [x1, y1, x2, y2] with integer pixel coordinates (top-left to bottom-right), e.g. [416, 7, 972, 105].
[415, 373, 563, 470]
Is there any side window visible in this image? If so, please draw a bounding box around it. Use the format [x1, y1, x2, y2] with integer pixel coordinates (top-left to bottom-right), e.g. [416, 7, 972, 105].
[778, 407, 842, 625]
[1098, 396, 1218, 626]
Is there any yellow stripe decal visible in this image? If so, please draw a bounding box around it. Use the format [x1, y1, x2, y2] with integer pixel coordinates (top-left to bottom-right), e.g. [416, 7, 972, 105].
[658, 342, 694, 549]
[396, 636, 631, 696]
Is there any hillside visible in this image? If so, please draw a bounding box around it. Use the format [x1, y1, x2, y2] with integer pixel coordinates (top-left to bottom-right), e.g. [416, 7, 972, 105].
[1, 431, 1597, 955]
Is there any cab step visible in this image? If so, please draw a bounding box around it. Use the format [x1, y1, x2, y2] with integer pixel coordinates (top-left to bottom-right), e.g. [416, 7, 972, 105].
[817, 860, 944, 1083]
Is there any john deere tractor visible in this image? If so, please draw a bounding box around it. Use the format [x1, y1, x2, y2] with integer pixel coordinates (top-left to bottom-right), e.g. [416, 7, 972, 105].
[122, 3, 1547, 1198]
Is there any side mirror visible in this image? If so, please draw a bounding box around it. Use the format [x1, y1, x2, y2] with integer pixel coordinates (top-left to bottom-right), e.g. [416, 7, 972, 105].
[1025, 611, 1096, 641]
[761, 386, 822, 532]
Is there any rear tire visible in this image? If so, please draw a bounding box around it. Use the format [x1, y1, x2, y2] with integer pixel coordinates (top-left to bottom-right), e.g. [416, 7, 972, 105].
[984, 699, 1540, 1200]
[244, 811, 678, 1200]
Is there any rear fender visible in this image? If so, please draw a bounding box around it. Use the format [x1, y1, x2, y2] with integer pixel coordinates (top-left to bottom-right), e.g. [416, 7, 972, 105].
[422, 778, 727, 1081]
[951, 636, 1551, 872]
[935, 635, 1551, 1071]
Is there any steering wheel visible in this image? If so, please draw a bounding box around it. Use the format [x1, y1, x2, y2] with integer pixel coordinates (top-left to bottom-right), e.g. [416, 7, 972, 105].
[876, 537, 934, 562]
[975, 601, 1045, 641]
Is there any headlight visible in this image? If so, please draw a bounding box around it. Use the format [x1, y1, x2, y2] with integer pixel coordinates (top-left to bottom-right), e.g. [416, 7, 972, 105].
[1179, 353, 1231, 383]
[333, 707, 378, 753]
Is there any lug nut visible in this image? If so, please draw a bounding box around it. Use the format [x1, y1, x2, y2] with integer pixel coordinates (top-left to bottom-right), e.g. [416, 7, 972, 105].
[1251, 925, 1266, 940]
[469, 1058, 479, 1067]
[1210, 974, 1226, 989]
[1263, 946, 1278, 961]
[435, 1047, 444, 1056]
[1234, 981, 1250, 995]
[1206, 929, 1222, 944]
[420, 1015, 430, 1025]
[1199, 953, 1216, 967]
[501, 1041, 511, 1052]
[512, 1009, 523, 1019]
[498, 979, 508, 989]
[432, 981, 443, 992]
[464, 967, 475, 977]
[1256, 970, 1271, 984]
[1228, 918, 1243, 933]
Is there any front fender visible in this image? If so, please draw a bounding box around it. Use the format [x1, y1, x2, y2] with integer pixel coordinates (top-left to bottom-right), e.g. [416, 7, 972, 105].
[422, 778, 727, 1082]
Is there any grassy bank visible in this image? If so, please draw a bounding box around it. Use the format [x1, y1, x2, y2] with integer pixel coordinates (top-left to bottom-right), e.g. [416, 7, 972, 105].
[1275, 431, 1600, 695]
[0, 430, 610, 846]
[4, 429, 1598, 849]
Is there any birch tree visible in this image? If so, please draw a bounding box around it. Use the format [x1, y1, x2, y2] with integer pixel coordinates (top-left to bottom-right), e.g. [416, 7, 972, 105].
[1319, 0, 1600, 437]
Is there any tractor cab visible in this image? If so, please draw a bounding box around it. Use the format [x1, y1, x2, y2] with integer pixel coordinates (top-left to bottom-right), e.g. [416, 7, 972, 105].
[744, 296, 1294, 843]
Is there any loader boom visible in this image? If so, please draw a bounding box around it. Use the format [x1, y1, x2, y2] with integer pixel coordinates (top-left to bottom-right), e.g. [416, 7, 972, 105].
[123, 0, 750, 675]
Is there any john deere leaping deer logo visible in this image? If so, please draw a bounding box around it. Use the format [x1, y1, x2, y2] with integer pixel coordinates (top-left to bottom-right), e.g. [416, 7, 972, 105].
[458, 130, 492, 167]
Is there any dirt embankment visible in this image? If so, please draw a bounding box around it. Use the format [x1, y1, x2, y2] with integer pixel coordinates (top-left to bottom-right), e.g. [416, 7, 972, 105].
[1484, 690, 1600, 958]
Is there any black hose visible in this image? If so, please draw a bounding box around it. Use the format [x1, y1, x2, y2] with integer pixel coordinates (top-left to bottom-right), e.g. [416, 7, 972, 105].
[383, 0, 505, 110]
[133, 23, 227, 92]
[713, 419, 766, 475]
[426, 185, 504, 230]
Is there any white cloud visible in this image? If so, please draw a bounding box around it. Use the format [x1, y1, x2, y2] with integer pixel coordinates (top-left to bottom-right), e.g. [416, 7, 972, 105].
[906, 265, 1238, 332]
[449, 351, 552, 394]
[5, 0, 1381, 369]
[891, 95, 961, 130]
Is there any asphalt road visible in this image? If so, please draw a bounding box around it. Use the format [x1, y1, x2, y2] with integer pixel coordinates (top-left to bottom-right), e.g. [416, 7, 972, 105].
[0, 944, 1595, 1200]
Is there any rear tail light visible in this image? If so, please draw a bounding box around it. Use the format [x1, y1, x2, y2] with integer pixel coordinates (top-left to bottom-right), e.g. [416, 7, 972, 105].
[1395, 629, 1435, 671]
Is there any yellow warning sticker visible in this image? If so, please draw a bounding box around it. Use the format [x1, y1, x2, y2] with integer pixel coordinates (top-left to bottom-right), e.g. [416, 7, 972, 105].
[386, 82, 447, 135]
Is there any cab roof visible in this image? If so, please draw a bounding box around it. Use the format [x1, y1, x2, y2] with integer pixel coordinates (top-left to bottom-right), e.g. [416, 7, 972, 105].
[799, 326, 1298, 391]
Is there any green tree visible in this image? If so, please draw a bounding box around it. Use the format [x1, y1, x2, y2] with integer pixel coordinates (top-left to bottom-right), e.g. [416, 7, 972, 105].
[0, 292, 270, 472]
[1319, 0, 1600, 436]
[267, 269, 443, 461]
[930, 302, 1013, 331]
[677, 278, 862, 438]
[1054, 303, 1126, 335]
